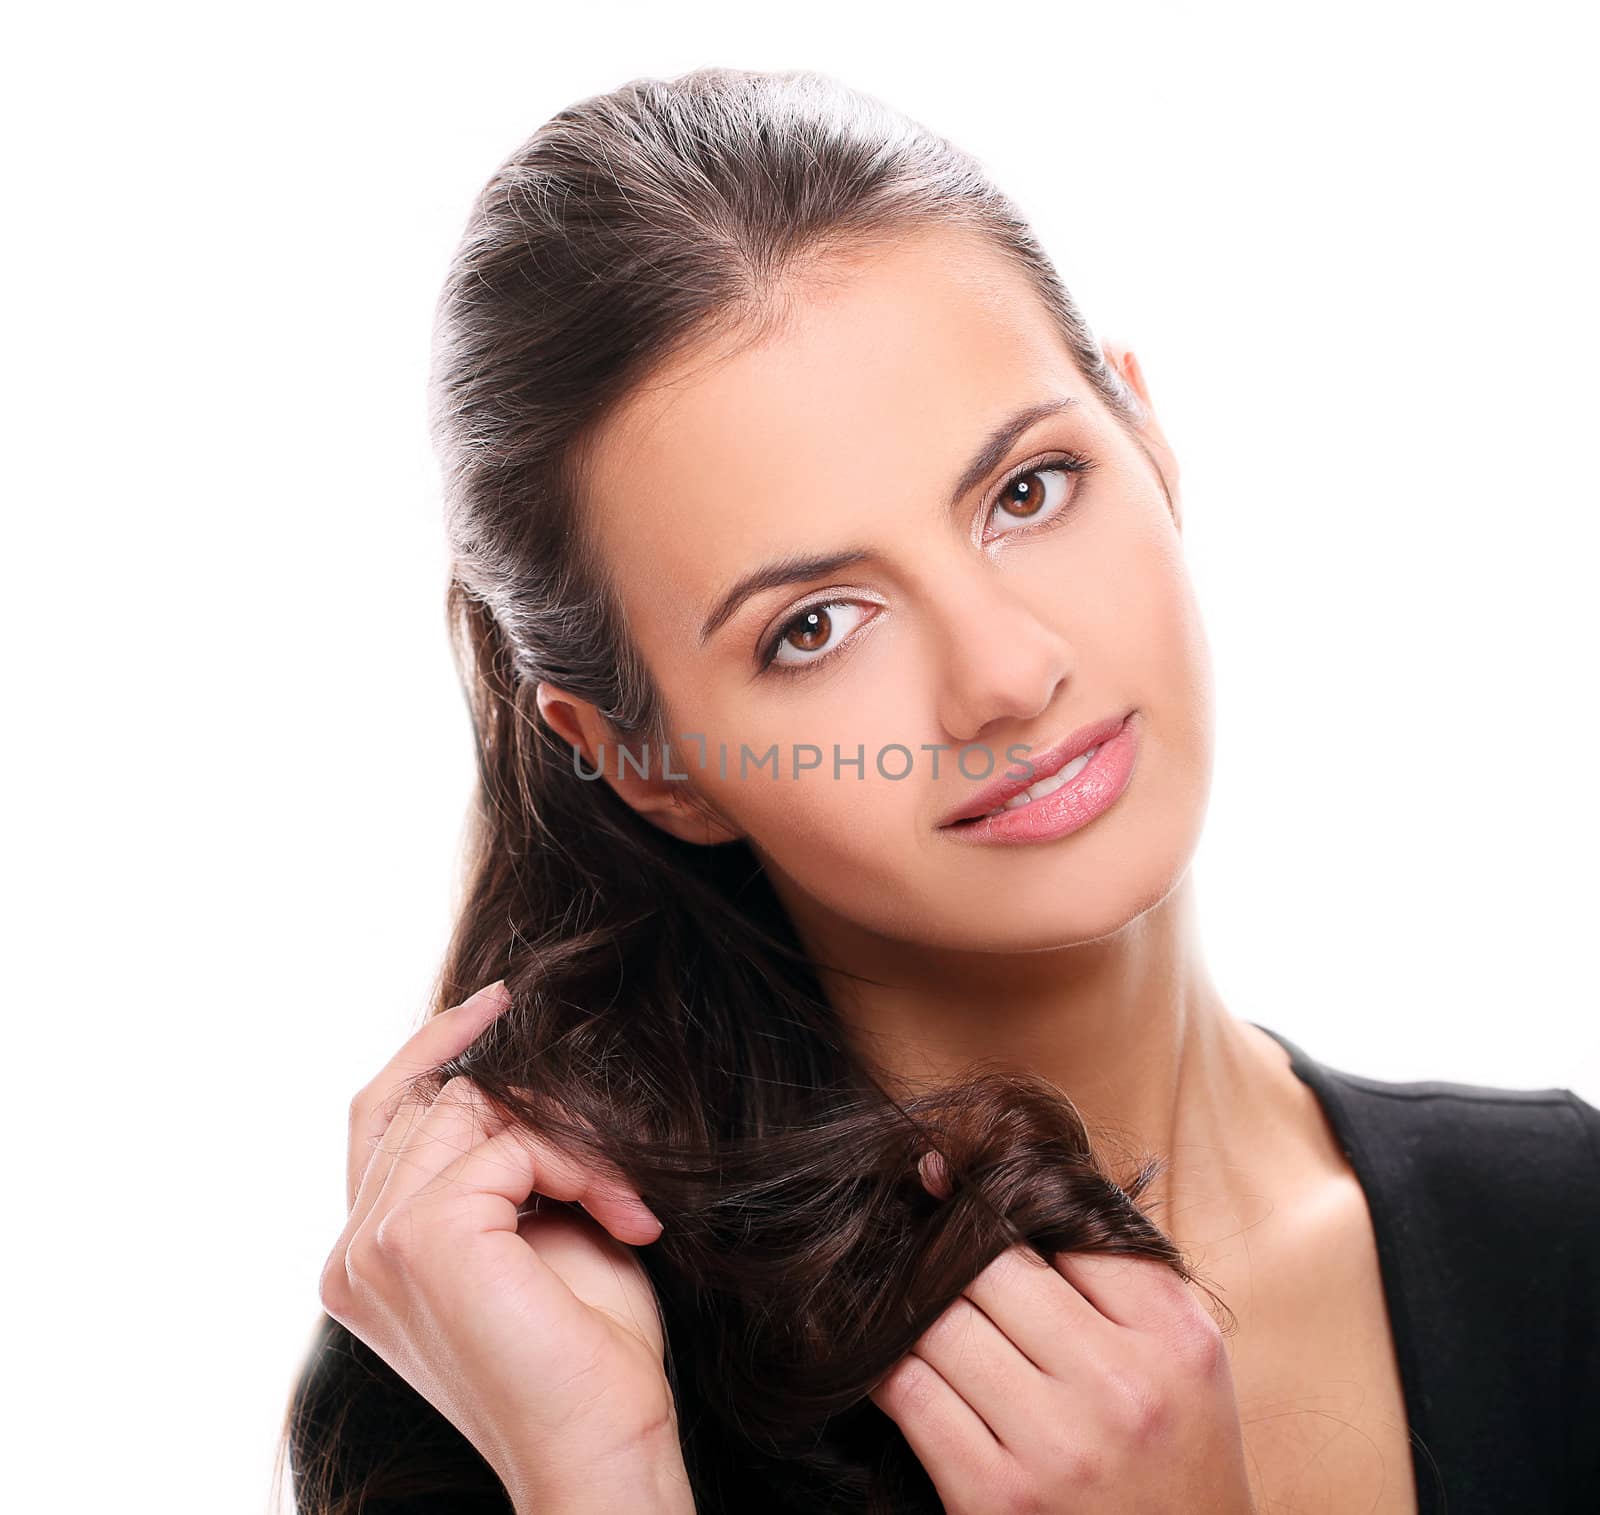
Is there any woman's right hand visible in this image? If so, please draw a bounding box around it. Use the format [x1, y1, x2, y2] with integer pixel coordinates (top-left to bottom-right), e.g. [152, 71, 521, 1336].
[318, 981, 695, 1515]
[868, 1155, 1257, 1513]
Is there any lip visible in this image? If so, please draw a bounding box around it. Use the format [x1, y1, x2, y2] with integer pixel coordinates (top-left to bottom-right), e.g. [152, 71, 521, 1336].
[937, 709, 1138, 832]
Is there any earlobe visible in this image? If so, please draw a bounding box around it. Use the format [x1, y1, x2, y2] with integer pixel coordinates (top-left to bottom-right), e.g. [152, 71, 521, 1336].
[641, 787, 745, 848]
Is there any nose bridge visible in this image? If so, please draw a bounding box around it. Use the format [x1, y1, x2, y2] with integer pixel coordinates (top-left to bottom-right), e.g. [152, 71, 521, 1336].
[917, 546, 1074, 745]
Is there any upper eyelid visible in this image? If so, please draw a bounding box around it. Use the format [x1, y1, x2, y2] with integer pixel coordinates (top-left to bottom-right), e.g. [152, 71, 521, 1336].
[988, 448, 1090, 505]
[760, 593, 882, 671]
[764, 453, 1083, 619]
[761, 607, 881, 681]
[983, 452, 1090, 542]
[757, 449, 1092, 667]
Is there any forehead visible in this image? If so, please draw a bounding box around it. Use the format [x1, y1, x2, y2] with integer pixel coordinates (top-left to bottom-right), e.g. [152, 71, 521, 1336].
[579, 225, 1086, 645]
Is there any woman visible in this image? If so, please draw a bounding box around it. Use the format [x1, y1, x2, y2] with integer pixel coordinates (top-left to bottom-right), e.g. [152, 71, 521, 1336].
[283, 66, 1599, 1515]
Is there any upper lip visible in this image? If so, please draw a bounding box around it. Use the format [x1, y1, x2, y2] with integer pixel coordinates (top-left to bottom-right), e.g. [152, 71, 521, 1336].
[937, 710, 1133, 827]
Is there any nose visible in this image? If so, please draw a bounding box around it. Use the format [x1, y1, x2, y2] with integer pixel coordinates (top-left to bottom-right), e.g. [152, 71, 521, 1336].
[929, 564, 1076, 747]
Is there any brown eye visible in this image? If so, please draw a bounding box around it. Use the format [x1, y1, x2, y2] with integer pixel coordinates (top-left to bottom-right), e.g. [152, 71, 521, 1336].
[986, 459, 1083, 539]
[762, 600, 870, 674]
[784, 606, 832, 653]
[997, 468, 1051, 519]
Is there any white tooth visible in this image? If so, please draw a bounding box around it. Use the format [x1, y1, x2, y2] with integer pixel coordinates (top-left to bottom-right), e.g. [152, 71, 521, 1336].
[984, 745, 1099, 818]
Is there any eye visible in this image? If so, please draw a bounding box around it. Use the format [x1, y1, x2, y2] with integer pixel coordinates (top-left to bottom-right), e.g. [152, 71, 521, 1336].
[985, 453, 1092, 540]
[760, 599, 872, 675]
[755, 450, 1094, 678]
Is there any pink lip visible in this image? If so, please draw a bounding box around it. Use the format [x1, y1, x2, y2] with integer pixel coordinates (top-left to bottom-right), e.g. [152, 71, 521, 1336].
[937, 709, 1140, 844]
[938, 709, 1135, 828]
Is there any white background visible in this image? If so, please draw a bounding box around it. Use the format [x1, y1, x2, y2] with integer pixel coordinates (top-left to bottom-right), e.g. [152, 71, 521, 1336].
[4, 2, 1595, 1511]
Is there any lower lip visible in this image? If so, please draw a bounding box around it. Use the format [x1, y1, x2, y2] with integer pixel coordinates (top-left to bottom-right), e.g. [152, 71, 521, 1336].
[940, 711, 1140, 846]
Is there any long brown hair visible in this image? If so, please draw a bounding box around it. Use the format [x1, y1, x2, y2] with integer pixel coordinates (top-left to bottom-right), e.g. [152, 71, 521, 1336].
[280, 64, 1220, 1514]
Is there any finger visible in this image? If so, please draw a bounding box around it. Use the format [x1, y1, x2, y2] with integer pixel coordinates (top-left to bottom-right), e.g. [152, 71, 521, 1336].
[917, 1148, 952, 1199]
[390, 1188, 626, 1384]
[348, 1047, 508, 1238]
[411, 1118, 663, 1247]
[348, 1085, 440, 1236]
[345, 980, 512, 1209]
[363, 1075, 510, 1215]
[961, 1243, 1115, 1379]
[909, 1294, 1043, 1454]
[870, 1353, 1006, 1514]
[1052, 1250, 1197, 1333]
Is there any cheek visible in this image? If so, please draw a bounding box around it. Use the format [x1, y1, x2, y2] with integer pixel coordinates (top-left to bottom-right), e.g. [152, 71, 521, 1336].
[682, 684, 941, 937]
[1049, 503, 1211, 729]
[732, 771, 942, 944]
[1127, 521, 1202, 627]
[673, 619, 927, 825]
[650, 503, 1215, 947]
[1126, 530, 1214, 759]
[1102, 526, 1217, 859]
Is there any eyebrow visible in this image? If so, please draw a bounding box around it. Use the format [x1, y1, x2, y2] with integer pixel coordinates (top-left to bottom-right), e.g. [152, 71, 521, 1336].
[696, 395, 1078, 646]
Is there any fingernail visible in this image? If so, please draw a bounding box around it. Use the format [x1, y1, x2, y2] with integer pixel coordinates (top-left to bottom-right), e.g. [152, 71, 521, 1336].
[917, 1149, 952, 1200]
[458, 979, 508, 1012]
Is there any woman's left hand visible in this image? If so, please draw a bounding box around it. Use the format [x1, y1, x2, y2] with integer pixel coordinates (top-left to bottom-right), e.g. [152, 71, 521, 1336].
[868, 1242, 1258, 1514]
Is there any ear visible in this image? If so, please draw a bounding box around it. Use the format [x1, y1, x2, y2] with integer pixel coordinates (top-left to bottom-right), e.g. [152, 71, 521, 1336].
[1100, 339, 1183, 532]
[534, 681, 745, 848]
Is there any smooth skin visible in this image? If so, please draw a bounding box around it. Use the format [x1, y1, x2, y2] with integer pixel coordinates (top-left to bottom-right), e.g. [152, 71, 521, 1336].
[869, 1153, 1256, 1512]
[323, 981, 1254, 1514]
[535, 223, 1416, 1511]
[329, 221, 1418, 1511]
[319, 981, 695, 1515]
[874, 1248, 1252, 1512]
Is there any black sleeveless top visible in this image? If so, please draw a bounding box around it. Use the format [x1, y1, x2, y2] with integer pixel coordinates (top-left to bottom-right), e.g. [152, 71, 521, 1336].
[288, 1027, 1600, 1513]
[1248, 1021, 1599, 1513]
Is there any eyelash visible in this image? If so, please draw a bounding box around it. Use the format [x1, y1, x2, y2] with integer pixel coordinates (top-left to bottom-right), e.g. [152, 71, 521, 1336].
[757, 449, 1097, 677]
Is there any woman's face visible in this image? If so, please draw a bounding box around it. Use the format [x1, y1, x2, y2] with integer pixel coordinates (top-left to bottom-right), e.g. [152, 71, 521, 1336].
[560, 223, 1214, 956]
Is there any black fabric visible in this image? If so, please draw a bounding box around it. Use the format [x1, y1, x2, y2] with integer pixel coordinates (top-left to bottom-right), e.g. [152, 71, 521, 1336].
[1249, 1021, 1600, 1514]
[289, 1027, 1599, 1513]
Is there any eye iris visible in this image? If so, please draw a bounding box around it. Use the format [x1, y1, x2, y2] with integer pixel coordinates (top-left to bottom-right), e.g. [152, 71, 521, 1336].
[786, 608, 831, 652]
[1000, 471, 1046, 518]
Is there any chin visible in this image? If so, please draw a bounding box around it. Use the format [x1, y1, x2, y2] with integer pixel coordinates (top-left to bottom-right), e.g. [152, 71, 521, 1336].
[957, 830, 1198, 954]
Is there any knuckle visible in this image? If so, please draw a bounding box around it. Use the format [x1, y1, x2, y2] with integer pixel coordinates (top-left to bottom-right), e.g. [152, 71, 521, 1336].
[1047, 1435, 1108, 1487]
[434, 1074, 476, 1104]
[432, 1075, 489, 1120]
[344, 1229, 380, 1284]
[346, 1085, 372, 1131]
[372, 1206, 425, 1266]
[1104, 1365, 1171, 1440]
[316, 1245, 352, 1316]
[1169, 1303, 1228, 1378]
[994, 1459, 1050, 1515]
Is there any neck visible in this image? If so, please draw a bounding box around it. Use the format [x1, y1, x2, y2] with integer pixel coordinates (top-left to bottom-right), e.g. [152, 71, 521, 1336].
[772, 870, 1312, 1247]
